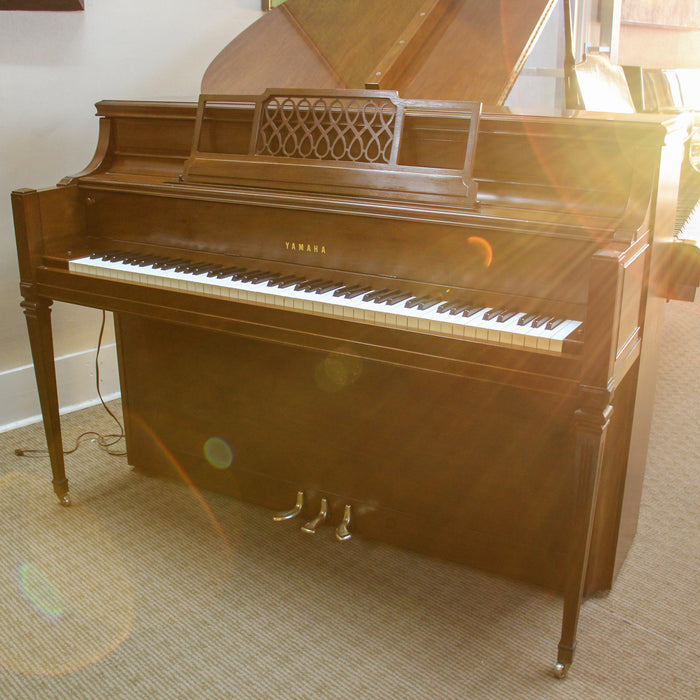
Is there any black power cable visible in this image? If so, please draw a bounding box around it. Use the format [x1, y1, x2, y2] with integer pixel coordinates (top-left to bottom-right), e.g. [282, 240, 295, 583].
[14, 310, 126, 458]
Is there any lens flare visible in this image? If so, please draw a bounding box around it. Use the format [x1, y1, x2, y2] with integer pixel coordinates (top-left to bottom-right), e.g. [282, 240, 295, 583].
[314, 350, 363, 392]
[18, 562, 64, 620]
[467, 236, 494, 268]
[204, 436, 234, 469]
[0, 472, 135, 677]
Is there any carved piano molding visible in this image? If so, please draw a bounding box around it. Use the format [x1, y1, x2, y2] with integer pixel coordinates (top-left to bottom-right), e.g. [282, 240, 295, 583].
[183, 89, 481, 207]
[255, 93, 400, 164]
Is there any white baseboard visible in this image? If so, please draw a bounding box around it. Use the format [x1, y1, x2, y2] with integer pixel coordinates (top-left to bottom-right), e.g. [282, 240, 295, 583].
[0, 343, 120, 434]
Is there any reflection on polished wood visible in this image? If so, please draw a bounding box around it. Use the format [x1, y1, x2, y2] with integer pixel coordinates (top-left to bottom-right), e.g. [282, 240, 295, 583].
[204, 0, 558, 104]
[12, 0, 700, 678]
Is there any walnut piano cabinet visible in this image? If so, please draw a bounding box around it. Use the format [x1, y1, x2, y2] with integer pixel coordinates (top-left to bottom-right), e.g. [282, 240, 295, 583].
[11, 93, 699, 678]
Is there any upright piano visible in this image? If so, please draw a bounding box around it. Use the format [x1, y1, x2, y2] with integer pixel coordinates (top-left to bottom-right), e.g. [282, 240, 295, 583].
[12, 0, 700, 678]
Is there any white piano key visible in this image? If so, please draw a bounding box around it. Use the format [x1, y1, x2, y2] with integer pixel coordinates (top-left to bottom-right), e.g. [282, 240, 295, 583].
[68, 254, 582, 354]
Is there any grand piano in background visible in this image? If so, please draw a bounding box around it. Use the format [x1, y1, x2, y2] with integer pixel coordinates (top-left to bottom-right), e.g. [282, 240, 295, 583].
[622, 63, 700, 244]
[12, 0, 700, 678]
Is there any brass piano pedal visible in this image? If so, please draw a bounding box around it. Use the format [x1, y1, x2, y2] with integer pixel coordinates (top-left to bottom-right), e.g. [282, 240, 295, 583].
[301, 497, 328, 534]
[335, 504, 352, 541]
[273, 491, 304, 521]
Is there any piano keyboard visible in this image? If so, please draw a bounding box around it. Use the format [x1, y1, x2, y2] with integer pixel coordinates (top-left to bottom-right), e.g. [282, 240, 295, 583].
[68, 252, 582, 353]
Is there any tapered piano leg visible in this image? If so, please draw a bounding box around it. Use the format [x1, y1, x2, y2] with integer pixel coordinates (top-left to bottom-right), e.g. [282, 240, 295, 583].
[556, 389, 612, 678]
[21, 297, 70, 506]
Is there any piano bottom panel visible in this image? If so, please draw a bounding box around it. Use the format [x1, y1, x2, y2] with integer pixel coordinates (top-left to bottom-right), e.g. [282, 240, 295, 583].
[114, 313, 634, 594]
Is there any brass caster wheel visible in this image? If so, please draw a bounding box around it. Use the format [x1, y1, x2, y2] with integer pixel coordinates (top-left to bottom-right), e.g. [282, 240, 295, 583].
[57, 493, 72, 507]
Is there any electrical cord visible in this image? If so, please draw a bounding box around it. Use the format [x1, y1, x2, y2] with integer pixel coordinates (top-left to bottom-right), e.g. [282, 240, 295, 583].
[14, 310, 126, 458]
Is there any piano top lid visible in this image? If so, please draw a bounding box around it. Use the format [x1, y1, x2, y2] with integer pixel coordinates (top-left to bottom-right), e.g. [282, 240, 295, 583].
[201, 0, 558, 105]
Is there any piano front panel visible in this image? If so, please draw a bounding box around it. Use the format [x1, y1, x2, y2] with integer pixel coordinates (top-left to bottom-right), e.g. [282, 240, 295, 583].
[116, 312, 577, 591]
[116, 311, 646, 594]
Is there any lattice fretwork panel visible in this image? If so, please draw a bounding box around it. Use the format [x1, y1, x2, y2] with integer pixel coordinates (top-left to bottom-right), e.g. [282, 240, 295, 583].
[254, 94, 400, 164]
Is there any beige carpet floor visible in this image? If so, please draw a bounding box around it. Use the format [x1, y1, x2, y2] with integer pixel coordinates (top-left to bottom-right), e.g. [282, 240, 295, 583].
[0, 296, 698, 699]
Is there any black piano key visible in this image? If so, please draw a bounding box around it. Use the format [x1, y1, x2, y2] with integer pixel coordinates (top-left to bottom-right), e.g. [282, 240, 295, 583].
[313, 280, 345, 294]
[298, 279, 340, 293]
[179, 262, 218, 274]
[363, 288, 391, 302]
[381, 291, 413, 306]
[437, 301, 478, 316]
[90, 250, 116, 259]
[174, 261, 199, 272]
[104, 251, 129, 262]
[334, 285, 356, 297]
[210, 266, 246, 278]
[405, 295, 441, 311]
[334, 285, 373, 299]
[440, 300, 477, 315]
[546, 317, 565, 330]
[295, 278, 325, 292]
[272, 275, 307, 289]
[239, 269, 268, 282]
[437, 300, 459, 313]
[250, 272, 282, 285]
[189, 263, 223, 276]
[460, 305, 484, 318]
[531, 315, 554, 329]
[154, 258, 191, 271]
[369, 289, 404, 304]
[230, 269, 256, 281]
[139, 256, 170, 267]
[497, 310, 518, 323]
[517, 312, 538, 327]
[483, 308, 507, 321]
[128, 255, 157, 266]
[94, 250, 118, 261]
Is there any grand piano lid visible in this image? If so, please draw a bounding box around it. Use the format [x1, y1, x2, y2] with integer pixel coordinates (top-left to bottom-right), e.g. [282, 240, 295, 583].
[201, 0, 558, 105]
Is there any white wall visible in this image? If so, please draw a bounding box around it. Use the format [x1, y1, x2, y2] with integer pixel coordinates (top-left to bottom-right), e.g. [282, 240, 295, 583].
[0, 0, 260, 432]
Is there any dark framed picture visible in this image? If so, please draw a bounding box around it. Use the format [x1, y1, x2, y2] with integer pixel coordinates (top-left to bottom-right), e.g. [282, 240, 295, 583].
[0, 0, 84, 9]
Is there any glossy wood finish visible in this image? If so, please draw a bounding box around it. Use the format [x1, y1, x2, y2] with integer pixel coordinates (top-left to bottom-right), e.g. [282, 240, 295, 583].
[12, 95, 693, 676]
[11, 190, 70, 505]
[202, 0, 557, 103]
[182, 91, 481, 207]
[116, 313, 579, 589]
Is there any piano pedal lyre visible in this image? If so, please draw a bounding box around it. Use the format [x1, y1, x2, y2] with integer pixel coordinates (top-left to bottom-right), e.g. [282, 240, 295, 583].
[273, 490, 305, 521]
[335, 504, 352, 541]
[301, 497, 328, 534]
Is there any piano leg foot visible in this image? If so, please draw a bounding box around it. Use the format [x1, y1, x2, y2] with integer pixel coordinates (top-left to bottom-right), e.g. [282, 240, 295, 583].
[555, 636, 575, 679]
[53, 479, 71, 507]
[553, 662, 569, 679]
[301, 497, 328, 534]
[273, 490, 304, 521]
